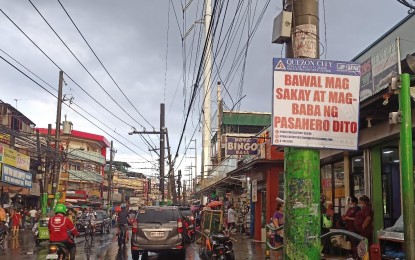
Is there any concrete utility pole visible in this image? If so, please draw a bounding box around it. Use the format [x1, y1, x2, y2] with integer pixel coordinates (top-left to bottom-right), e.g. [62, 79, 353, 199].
[217, 82, 222, 163]
[160, 103, 165, 204]
[36, 130, 46, 215]
[283, 0, 321, 259]
[177, 170, 182, 203]
[166, 128, 177, 203]
[202, 0, 212, 181]
[107, 141, 115, 208]
[52, 71, 64, 202]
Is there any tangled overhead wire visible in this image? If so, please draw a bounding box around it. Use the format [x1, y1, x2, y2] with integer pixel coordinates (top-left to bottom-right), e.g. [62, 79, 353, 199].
[396, 0, 415, 13]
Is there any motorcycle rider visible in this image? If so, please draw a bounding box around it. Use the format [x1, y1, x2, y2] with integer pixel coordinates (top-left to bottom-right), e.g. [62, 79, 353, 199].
[48, 204, 79, 259]
[116, 205, 131, 241]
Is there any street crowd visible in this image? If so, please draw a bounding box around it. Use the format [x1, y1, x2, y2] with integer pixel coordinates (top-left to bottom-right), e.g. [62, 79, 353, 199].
[0, 205, 40, 236]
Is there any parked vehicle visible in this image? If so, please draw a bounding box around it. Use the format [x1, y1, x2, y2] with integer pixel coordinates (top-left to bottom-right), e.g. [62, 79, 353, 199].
[199, 229, 235, 260]
[130, 206, 186, 260]
[94, 210, 111, 234]
[45, 235, 75, 260]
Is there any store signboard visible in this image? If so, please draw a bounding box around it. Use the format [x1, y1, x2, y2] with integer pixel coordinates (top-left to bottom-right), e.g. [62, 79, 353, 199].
[359, 42, 398, 101]
[272, 58, 361, 150]
[251, 179, 257, 202]
[1, 164, 32, 188]
[226, 137, 259, 155]
[0, 143, 30, 171]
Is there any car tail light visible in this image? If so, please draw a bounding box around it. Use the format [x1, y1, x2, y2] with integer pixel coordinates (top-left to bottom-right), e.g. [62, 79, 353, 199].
[49, 245, 58, 254]
[132, 220, 138, 234]
[177, 218, 183, 233]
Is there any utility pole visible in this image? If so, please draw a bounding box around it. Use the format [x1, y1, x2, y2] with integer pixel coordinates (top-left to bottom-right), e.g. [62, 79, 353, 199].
[160, 103, 165, 205]
[107, 141, 116, 208]
[166, 128, 177, 204]
[52, 71, 64, 201]
[177, 170, 182, 204]
[283, 1, 320, 259]
[217, 82, 222, 163]
[399, 74, 415, 259]
[36, 130, 47, 215]
[201, 0, 212, 181]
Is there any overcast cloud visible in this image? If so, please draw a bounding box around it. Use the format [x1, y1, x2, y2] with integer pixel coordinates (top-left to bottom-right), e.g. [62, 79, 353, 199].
[0, 0, 410, 179]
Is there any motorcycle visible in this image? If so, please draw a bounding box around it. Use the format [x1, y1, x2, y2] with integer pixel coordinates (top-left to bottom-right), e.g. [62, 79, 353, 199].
[185, 223, 195, 243]
[118, 223, 128, 247]
[34, 217, 50, 246]
[84, 220, 95, 242]
[45, 235, 75, 260]
[199, 230, 235, 260]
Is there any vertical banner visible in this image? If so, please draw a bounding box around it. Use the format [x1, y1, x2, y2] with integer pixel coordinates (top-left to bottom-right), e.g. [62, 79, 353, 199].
[251, 179, 257, 202]
[272, 58, 361, 150]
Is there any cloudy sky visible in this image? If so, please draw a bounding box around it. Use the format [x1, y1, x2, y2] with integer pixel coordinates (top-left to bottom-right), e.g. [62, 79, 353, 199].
[0, 0, 410, 180]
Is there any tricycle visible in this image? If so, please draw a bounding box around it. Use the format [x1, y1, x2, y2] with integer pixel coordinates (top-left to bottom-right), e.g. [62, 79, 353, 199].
[34, 216, 50, 246]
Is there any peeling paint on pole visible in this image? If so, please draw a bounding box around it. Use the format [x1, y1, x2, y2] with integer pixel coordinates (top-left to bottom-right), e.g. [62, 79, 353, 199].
[284, 148, 321, 259]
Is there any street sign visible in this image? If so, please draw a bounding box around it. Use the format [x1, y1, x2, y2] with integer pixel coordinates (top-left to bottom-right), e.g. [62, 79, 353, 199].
[272, 58, 361, 150]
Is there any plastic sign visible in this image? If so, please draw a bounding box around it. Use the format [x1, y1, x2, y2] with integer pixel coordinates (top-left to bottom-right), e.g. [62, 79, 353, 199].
[226, 137, 258, 155]
[272, 58, 361, 150]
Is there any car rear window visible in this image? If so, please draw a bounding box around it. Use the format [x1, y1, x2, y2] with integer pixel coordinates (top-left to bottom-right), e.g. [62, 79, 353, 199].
[180, 209, 192, 217]
[95, 211, 105, 219]
[136, 208, 179, 223]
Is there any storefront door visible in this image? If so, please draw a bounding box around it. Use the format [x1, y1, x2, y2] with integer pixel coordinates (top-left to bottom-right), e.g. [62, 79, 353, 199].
[381, 147, 401, 228]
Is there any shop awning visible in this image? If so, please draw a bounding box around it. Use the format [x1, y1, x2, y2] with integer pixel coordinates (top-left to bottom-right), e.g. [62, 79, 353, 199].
[68, 170, 103, 183]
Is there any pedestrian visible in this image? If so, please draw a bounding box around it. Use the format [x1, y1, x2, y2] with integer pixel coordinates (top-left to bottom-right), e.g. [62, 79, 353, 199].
[29, 207, 38, 228]
[11, 209, 22, 237]
[341, 196, 360, 232]
[354, 195, 373, 245]
[272, 199, 284, 260]
[320, 193, 330, 234]
[227, 204, 237, 231]
[111, 212, 117, 228]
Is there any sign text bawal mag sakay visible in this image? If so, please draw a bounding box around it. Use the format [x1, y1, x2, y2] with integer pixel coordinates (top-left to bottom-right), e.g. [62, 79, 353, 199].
[272, 58, 361, 150]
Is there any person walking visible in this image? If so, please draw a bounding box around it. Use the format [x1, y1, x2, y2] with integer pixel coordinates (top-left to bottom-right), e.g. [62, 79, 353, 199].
[354, 195, 373, 245]
[272, 199, 284, 260]
[227, 204, 237, 231]
[11, 209, 22, 237]
[29, 207, 38, 228]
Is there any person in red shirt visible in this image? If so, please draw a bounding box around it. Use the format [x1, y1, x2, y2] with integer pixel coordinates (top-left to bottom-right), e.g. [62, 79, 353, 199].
[341, 196, 361, 232]
[48, 204, 79, 259]
[11, 209, 22, 237]
[354, 195, 373, 245]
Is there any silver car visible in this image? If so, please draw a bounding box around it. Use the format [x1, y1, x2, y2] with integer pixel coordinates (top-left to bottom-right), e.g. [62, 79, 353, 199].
[130, 206, 186, 260]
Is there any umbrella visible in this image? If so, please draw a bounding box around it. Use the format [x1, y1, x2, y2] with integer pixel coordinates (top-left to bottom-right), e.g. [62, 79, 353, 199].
[207, 201, 223, 208]
[114, 206, 122, 212]
[81, 205, 88, 209]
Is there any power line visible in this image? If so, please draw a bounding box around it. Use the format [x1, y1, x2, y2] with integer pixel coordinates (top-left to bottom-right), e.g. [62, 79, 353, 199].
[56, 0, 156, 130]
[27, 1, 150, 131]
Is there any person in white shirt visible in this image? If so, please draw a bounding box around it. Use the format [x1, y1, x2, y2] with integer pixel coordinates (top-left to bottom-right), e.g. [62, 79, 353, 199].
[29, 207, 38, 228]
[227, 204, 237, 231]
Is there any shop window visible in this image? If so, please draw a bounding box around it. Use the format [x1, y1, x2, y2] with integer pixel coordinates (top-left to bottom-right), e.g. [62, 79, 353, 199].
[333, 161, 345, 217]
[351, 155, 364, 198]
[320, 164, 332, 202]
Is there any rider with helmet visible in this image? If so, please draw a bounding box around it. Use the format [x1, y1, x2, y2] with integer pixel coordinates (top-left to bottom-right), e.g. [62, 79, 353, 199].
[117, 205, 131, 240]
[48, 204, 80, 259]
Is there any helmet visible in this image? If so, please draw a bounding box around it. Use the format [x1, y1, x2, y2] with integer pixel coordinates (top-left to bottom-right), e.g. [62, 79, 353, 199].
[55, 204, 67, 214]
[121, 205, 126, 210]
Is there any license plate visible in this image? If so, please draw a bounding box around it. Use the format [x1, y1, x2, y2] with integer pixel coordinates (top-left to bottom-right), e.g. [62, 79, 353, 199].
[45, 254, 59, 260]
[150, 231, 164, 237]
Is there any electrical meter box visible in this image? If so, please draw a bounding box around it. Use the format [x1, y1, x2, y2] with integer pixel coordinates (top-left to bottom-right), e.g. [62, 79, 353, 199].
[272, 11, 292, 44]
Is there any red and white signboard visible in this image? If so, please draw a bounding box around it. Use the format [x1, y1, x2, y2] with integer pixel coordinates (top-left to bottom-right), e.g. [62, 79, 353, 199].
[272, 58, 361, 150]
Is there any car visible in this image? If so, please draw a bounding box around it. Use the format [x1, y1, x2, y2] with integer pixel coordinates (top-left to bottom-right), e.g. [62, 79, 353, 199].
[94, 210, 111, 234]
[130, 206, 186, 260]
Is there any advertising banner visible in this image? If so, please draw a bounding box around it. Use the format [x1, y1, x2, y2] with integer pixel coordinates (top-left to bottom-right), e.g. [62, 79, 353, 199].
[359, 42, 398, 101]
[272, 58, 361, 150]
[0, 143, 30, 171]
[252, 179, 257, 202]
[1, 164, 32, 188]
[226, 137, 259, 155]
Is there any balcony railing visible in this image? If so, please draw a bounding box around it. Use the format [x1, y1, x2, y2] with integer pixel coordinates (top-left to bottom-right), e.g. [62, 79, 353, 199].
[199, 157, 238, 190]
[67, 149, 105, 164]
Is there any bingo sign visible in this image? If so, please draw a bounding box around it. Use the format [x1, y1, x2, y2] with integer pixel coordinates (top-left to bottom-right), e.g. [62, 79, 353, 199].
[272, 58, 361, 150]
[226, 137, 259, 156]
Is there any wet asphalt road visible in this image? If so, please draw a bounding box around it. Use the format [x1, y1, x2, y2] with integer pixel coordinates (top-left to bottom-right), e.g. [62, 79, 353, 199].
[0, 228, 265, 260]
